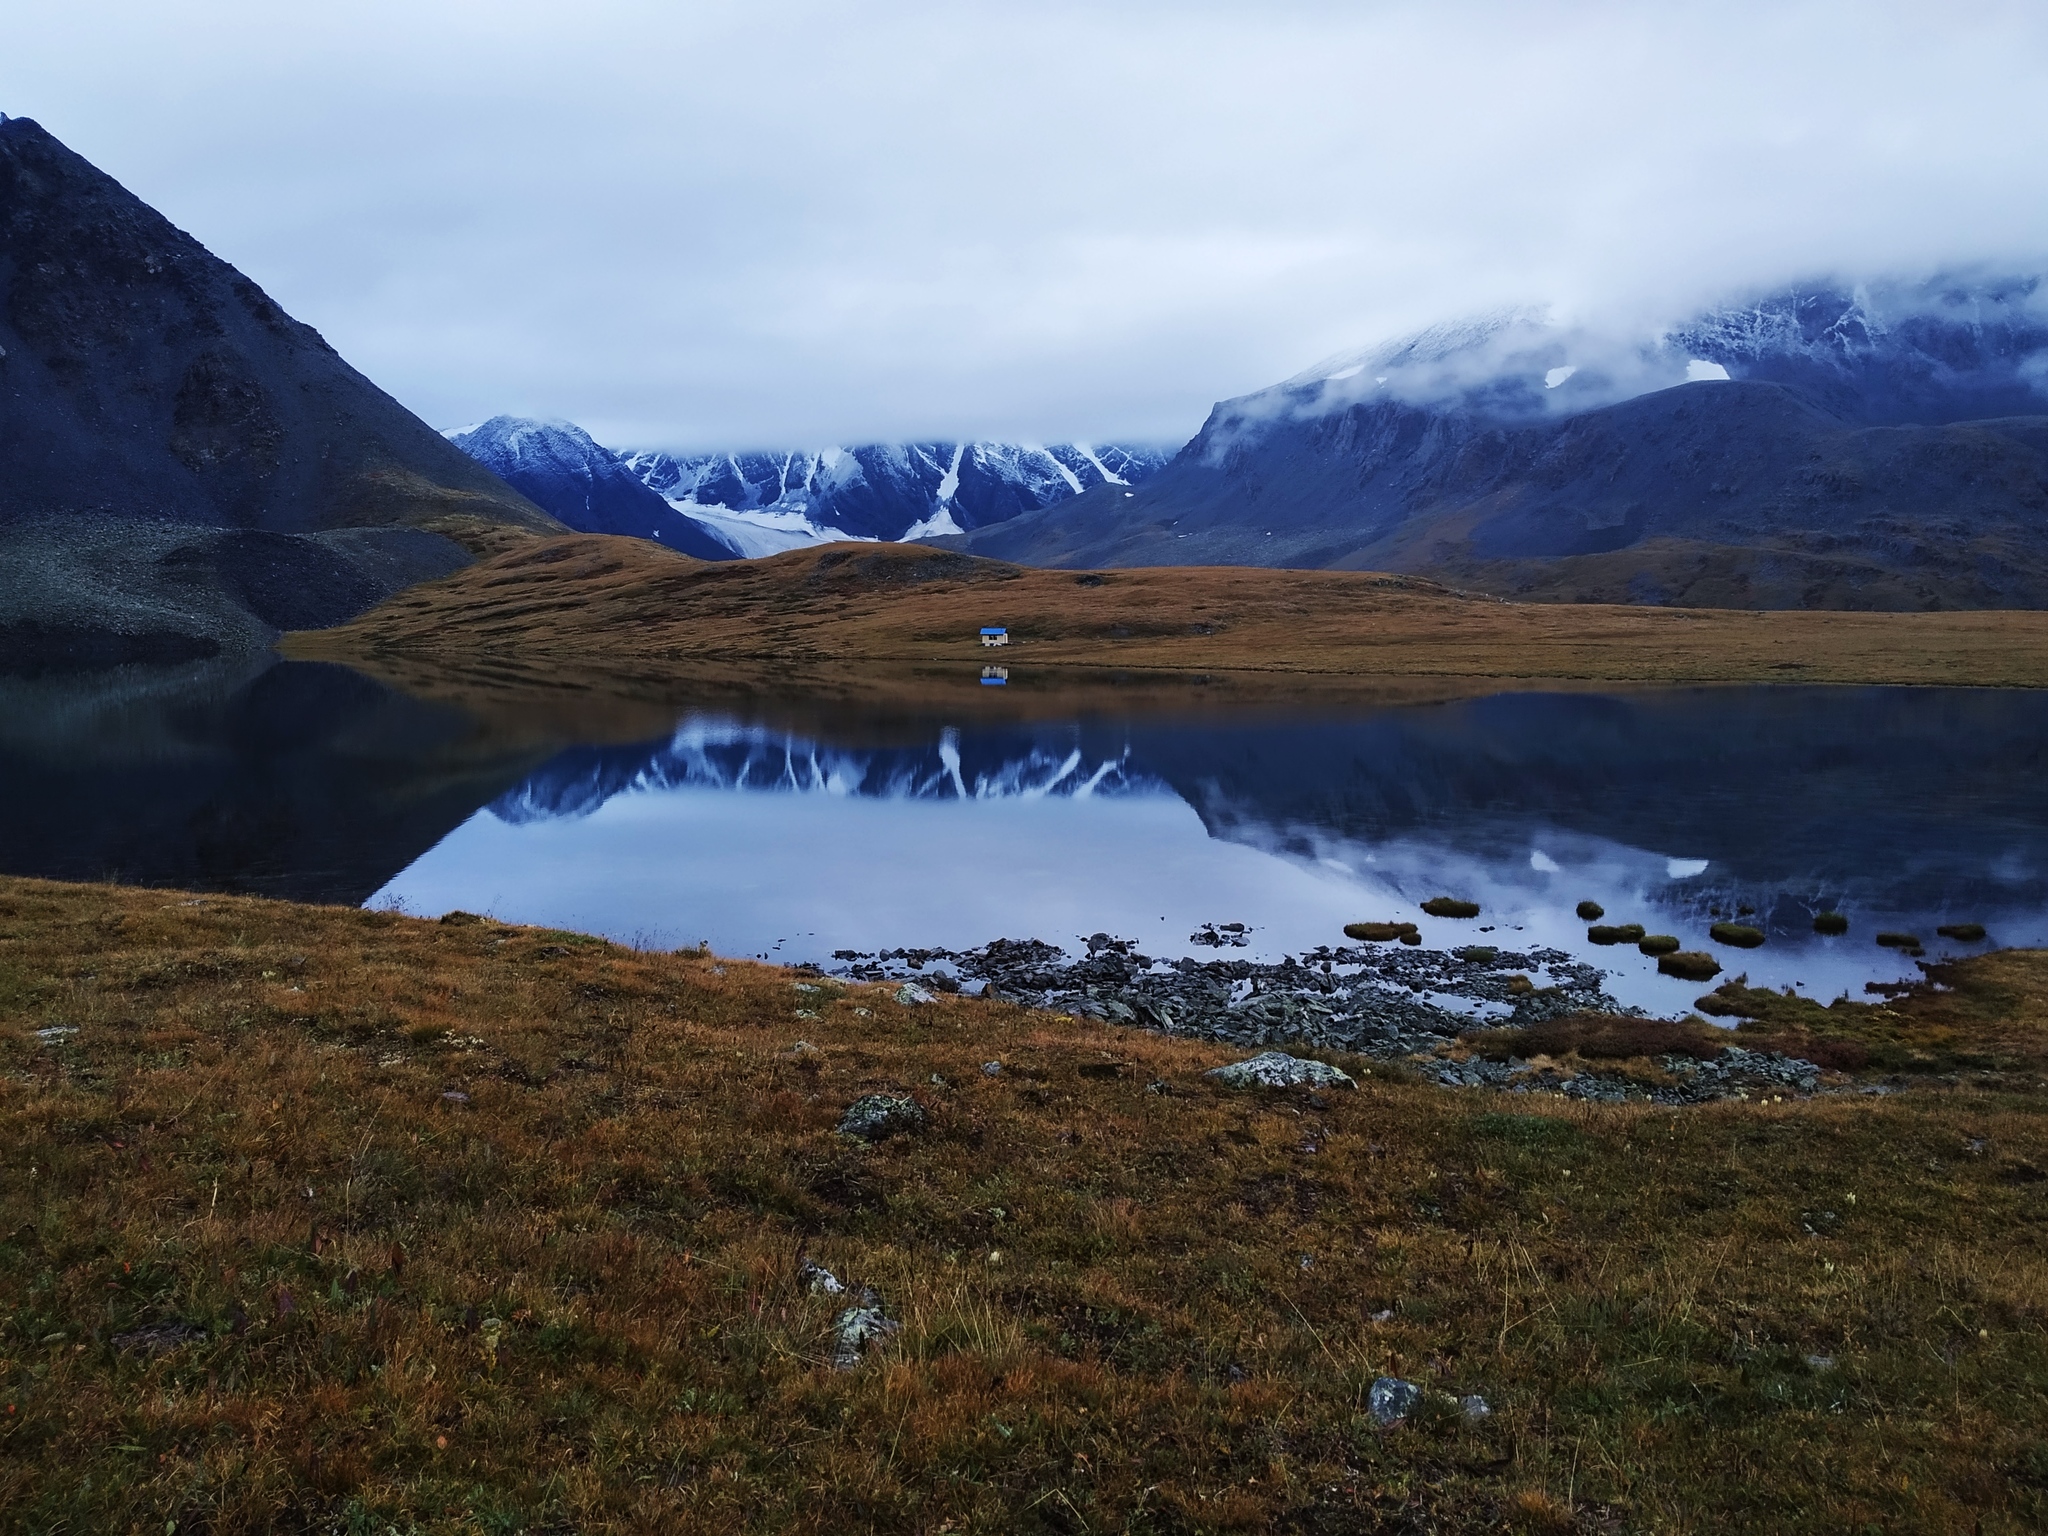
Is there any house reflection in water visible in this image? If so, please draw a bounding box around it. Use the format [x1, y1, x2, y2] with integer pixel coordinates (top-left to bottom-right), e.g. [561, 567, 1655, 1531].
[981, 666, 1009, 686]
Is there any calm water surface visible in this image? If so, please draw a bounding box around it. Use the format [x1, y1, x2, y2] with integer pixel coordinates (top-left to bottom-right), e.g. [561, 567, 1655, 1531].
[6, 661, 2045, 1015]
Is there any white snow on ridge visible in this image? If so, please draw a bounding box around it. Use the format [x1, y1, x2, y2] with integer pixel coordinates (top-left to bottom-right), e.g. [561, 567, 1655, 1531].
[663, 499, 863, 559]
[1072, 442, 1129, 486]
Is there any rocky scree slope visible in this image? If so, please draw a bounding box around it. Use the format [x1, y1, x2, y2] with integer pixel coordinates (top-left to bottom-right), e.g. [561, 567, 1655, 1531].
[939, 281, 2048, 609]
[0, 115, 555, 669]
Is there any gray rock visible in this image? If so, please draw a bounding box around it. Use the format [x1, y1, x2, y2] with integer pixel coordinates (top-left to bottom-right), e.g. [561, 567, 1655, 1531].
[798, 1260, 845, 1296]
[1460, 1394, 1491, 1420]
[981, 1061, 1003, 1076]
[1206, 1051, 1357, 1091]
[1369, 1376, 1423, 1425]
[894, 983, 935, 1006]
[838, 1094, 926, 1141]
[830, 1290, 900, 1369]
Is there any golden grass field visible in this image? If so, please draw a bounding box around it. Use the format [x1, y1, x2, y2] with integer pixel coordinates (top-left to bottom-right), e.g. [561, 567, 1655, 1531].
[283, 532, 2048, 706]
[3, 877, 2046, 1533]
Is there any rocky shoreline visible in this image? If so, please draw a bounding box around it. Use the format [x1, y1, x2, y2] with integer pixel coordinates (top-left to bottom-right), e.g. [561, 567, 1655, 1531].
[826, 930, 1831, 1105]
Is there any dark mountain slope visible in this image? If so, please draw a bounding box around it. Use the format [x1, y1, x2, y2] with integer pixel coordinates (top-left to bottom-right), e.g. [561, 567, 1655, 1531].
[0, 116, 557, 665]
[942, 380, 2048, 608]
[937, 280, 2048, 608]
[0, 116, 551, 535]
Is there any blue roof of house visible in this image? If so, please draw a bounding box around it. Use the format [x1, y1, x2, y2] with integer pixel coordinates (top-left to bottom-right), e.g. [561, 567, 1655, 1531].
[980, 626, 1007, 634]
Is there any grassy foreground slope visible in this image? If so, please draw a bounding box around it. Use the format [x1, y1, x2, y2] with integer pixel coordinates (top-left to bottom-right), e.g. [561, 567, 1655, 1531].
[3, 877, 2046, 1532]
[283, 535, 2048, 690]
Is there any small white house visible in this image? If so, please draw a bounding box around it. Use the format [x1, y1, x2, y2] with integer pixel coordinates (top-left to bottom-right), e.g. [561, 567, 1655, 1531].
[980, 626, 1009, 647]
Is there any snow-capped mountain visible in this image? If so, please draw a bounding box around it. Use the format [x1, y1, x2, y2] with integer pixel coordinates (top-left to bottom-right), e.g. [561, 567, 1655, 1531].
[443, 418, 734, 559]
[1670, 276, 2048, 425]
[446, 418, 1169, 560]
[941, 273, 2048, 609]
[622, 441, 1169, 557]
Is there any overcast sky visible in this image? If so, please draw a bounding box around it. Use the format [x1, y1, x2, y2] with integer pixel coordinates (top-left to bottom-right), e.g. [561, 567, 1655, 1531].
[10, 1, 2048, 451]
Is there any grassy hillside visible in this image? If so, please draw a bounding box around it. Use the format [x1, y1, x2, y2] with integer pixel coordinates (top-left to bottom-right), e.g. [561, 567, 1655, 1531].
[2, 877, 2046, 1532]
[285, 536, 2048, 695]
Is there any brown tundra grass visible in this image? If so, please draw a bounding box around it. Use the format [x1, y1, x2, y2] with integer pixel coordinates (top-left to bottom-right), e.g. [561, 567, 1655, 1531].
[2, 877, 2047, 1533]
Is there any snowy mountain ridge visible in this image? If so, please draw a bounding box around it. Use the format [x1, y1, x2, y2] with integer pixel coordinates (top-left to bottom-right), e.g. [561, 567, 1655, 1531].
[443, 418, 1168, 559]
[623, 439, 1168, 557]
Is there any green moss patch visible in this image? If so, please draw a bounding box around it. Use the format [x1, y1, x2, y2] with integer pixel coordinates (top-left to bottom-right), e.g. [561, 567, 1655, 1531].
[1658, 950, 1723, 981]
[1587, 923, 1646, 945]
[1344, 921, 1420, 943]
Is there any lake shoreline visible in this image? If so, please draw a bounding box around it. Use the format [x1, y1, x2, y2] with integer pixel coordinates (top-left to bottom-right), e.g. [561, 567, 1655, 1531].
[284, 533, 2048, 695]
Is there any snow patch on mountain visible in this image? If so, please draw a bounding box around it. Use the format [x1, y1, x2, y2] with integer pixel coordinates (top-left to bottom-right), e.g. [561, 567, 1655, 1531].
[622, 439, 1171, 549]
[1193, 273, 2048, 468]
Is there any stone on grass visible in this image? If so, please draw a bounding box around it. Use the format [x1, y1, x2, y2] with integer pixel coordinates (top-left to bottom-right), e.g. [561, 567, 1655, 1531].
[894, 982, 935, 1006]
[830, 1291, 899, 1370]
[1459, 1394, 1492, 1420]
[1206, 1051, 1356, 1091]
[838, 1094, 926, 1141]
[798, 1259, 845, 1296]
[1369, 1376, 1423, 1425]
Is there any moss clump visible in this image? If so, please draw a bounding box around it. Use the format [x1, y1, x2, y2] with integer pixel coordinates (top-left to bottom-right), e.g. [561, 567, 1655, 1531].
[1454, 946, 1498, 964]
[1709, 922, 1766, 949]
[1420, 896, 1480, 919]
[1587, 923, 1646, 945]
[1464, 1013, 1728, 1064]
[1575, 900, 1605, 920]
[1638, 934, 1682, 955]
[1813, 911, 1849, 936]
[1344, 921, 1419, 943]
[1658, 950, 1723, 981]
[1875, 931, 1922, 950]
[1937, 922, 1988, 943]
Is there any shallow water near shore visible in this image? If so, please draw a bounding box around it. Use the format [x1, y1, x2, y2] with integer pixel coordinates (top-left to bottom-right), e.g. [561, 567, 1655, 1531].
[368, 676, 2048, 1015]
[5, 659, 2045, 1017]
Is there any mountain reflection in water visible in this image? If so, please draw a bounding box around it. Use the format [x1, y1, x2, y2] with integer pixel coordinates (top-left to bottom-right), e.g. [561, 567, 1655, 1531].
[1, 656, 2040, 1015]
[374, 685, 2048, 1013]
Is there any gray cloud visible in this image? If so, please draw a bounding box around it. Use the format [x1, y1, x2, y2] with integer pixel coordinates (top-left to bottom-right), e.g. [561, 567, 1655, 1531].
[8, 0, 2048, 451]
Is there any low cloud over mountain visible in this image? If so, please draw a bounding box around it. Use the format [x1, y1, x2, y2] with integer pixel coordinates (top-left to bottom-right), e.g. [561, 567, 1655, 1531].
[939, 277, 2048, 609]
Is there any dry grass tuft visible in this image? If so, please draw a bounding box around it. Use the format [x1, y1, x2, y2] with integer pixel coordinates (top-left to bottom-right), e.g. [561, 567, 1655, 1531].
[1, 877, 2045, 1533]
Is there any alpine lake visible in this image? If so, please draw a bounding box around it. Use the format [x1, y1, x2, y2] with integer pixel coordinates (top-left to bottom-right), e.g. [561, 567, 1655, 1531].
[7, 654, 2044, 1041]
